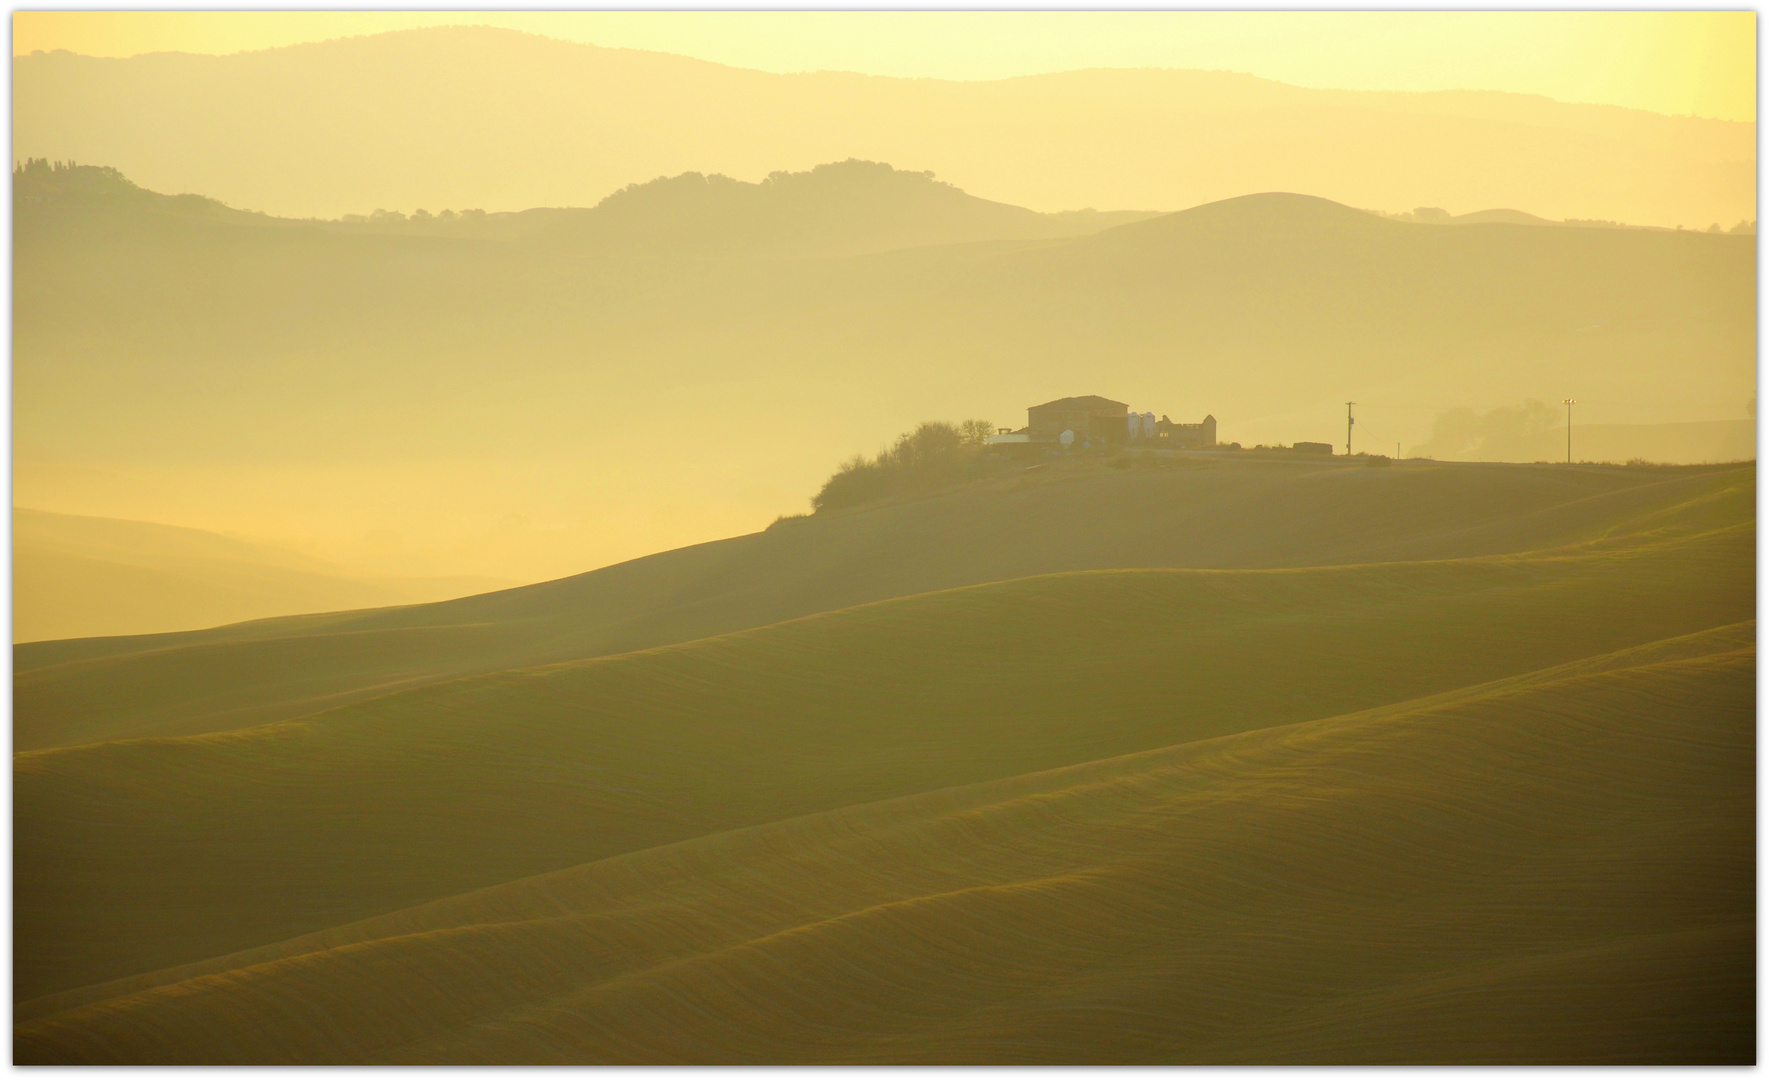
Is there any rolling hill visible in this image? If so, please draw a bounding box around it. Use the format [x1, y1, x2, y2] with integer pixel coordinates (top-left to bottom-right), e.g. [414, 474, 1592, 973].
[14, 458, 1752, 751]
[13, 15, 1758, 1059]
[10, 120, 1754, 1057]
[14, 162, 1755, 588]
[14, 26, 1754, 226]
[11, 445, 1753, 1061]
[13, 461, 1753, 1005]
[15, 619, 1753, 1061]
[13, 508, 513, 642]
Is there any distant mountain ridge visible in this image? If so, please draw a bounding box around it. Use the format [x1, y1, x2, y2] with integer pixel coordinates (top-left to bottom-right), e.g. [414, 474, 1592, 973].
[404, 159, 1163, 257]
[14, 164, 1753, 586]
[8, 158, 1681, 263]
[14, 26, 1754, 225]
[13, 158, 1161, 258]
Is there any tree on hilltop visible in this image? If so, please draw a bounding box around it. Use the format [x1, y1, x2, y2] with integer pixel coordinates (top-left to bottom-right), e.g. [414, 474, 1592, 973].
[813, 419, 994, 513]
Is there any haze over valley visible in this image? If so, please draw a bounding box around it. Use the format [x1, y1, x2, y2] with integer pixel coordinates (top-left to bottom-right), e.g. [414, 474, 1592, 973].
[13, 143, 1754, 616]
[10, 14, 1757, 1065]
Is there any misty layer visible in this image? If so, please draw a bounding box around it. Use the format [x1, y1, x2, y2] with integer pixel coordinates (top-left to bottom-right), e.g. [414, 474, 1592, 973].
[13, 26, 1755, 226]
[13, 161, 1754, 602]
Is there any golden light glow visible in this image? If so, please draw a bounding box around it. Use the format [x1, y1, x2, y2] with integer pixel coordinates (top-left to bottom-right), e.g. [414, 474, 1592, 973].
[12, 10, 1757, 122]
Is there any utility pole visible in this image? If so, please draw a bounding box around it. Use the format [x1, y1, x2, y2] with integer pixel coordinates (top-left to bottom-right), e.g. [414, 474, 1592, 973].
[1562, 398, 1576, 463]
[1345, 402, 1356, 456]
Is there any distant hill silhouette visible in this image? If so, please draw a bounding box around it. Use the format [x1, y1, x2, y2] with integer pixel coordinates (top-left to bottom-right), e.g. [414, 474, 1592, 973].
[14, 26, 1754, 226]
[13, 509, 511, 643]
[12, 157, 1157, 259]
[1410, 403, 1755, 463]
[415, 159, 1161, 257]
[12, 158, 266, 226]
[14, 168, 1754, 586]
[1452, 208, 1557, 226]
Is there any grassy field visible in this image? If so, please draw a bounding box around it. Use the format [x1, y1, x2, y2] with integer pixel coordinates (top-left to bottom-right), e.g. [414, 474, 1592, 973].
[12, 460, 1754, 1061]
[15, 458, 1751, 750]
[16, 624, 1753, 1062]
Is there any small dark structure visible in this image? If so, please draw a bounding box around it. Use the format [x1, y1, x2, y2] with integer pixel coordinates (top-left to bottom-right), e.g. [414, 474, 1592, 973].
[1005, 396, 1223, 453]
[1154, 414, 1217, 449]
[1293, 441, 1335, 455]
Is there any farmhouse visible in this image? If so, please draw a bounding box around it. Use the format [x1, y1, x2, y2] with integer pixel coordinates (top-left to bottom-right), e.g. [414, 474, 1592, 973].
[1154, 414, 1217, 449]
[1027, 395, 1130, 447]
[986, 395, 1219, 452]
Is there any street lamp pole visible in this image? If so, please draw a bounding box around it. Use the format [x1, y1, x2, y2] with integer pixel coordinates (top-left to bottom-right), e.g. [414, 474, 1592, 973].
[1562, 398, 1576, 464]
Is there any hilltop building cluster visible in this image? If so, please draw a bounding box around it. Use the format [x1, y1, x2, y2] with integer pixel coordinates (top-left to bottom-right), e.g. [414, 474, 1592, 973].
[986, 395, 1216, 452]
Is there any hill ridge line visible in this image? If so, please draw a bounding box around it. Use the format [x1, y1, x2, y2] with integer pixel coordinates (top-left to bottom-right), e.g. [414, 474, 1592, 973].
[25, 460, 1749, 664]
[30, 25, 1753, 130]
[18, 501, 1749, 677]
[13, 524, 1749, 761]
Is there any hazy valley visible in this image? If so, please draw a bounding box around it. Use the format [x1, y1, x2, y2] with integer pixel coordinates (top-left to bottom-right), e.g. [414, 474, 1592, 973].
[13, 156, 1755, 609]
[14, 508, 512, 641]
[10, 18, 1757, 1064]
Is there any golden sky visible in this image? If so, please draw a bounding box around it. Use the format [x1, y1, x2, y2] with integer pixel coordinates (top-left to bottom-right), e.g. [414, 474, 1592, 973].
[12, 10, 1757, 123]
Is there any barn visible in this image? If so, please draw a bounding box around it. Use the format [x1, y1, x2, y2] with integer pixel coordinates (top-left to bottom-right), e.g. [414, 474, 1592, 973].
[1026, 396, 1130, 447]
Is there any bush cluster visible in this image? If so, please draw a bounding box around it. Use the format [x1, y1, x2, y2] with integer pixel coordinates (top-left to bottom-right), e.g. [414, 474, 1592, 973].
[813, 419, 994, 513]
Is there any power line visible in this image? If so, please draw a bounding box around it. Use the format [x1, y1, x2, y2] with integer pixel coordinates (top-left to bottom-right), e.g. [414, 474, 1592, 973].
[1344, 410, 1404, 460]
